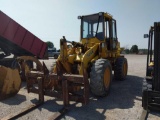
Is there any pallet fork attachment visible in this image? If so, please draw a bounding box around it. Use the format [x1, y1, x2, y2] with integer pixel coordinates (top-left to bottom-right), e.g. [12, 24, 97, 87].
[2, 62, 89, 119]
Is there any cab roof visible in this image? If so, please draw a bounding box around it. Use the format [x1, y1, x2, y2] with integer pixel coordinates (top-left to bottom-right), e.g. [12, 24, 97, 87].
[78, 12, 113, 20]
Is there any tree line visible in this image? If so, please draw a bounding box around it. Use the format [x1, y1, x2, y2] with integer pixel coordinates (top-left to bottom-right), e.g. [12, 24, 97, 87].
[123, 45, 149, 54]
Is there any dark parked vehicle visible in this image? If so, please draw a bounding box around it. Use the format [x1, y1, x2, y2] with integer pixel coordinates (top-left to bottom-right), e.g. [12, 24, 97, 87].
[48, 49, 60, 59]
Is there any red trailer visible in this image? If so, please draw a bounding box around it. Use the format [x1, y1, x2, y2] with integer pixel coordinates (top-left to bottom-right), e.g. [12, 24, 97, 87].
[0, 10, 47, 59]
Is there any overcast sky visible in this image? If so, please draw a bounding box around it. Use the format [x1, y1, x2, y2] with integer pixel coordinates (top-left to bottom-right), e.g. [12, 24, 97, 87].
[0, 0, 160, 49]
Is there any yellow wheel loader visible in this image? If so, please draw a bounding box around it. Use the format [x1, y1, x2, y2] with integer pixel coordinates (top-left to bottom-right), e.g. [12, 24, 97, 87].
[0, 12, 128, 119]
[51, 12, 128, 97]
[0, 11, 128, 119]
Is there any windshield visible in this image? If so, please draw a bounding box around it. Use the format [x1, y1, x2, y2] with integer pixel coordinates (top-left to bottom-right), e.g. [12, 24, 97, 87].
[82, 14, 104, 40]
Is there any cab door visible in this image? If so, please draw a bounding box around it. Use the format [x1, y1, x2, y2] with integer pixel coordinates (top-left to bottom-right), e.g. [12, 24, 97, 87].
[105, 19, 117, 50]
[112, 19, 118, 50]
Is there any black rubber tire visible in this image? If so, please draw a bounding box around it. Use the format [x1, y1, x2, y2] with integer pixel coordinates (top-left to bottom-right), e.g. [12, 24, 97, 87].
[0, 58, 15, 67]
[90, 59, 112, 97]
[114, 57, 128, 80]
[142, 79, 152, 91]
[11, 59, 19, 69]
[54, 54, 58, 59]
[142, 79, 152, 110]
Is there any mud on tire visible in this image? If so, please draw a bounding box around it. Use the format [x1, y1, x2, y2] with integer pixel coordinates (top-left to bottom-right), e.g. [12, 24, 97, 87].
[90, 59, 112, 97]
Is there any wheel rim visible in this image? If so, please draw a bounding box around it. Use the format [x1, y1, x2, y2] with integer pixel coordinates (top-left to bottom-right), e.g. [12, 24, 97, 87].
[123, 61, 127, 77]
[104, 67, 111, 89]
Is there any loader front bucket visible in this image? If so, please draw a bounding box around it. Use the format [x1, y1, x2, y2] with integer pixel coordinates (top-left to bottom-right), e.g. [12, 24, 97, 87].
[0, 66, 21, 100]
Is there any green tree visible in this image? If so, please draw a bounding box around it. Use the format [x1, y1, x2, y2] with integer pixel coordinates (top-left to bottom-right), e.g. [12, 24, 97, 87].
[130, 45, 139, 54]
[46, 41, 54, 48]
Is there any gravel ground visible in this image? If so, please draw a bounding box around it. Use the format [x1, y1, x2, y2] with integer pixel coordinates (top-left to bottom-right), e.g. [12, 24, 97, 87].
[0, 55, 160, 120]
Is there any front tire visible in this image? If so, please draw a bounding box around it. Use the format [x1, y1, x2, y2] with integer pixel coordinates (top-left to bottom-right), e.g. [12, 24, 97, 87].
[90, 59, 112, 97]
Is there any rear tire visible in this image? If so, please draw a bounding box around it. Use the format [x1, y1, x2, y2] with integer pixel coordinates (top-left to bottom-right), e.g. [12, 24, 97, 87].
[54, 54, 58, 59]
[90, 59, 112, 97]
[114, 57, 128, 80]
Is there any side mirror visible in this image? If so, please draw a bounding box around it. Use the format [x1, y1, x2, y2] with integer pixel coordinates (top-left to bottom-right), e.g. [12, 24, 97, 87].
[78, 16, 81, 19]
[144, 34, 149, 38]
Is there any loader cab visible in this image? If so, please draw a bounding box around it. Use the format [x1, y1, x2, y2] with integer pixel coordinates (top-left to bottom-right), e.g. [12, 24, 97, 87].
[80, 13, 104, 40]
[79, 12, 118, 50]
